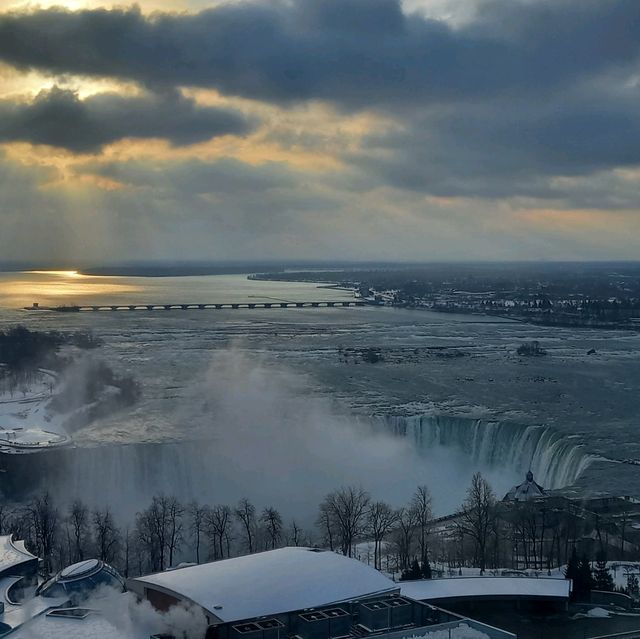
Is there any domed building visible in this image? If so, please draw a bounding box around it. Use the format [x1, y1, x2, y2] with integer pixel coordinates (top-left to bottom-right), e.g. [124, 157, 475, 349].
[503, 470, 546, 502]
[36, 559, 125, 603]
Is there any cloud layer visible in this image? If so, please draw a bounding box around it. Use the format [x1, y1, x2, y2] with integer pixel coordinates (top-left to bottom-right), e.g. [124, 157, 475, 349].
[0, 0, 639, 262]
[1, 0, 639, 108]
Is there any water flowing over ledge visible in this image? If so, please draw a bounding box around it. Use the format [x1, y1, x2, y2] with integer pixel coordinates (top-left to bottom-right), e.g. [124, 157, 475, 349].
[0, 414, 595, 515]
[375, 415, 594, 489]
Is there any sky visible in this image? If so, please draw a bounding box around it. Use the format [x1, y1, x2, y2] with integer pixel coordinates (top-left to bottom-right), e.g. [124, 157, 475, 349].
[0, 0, 639, 264]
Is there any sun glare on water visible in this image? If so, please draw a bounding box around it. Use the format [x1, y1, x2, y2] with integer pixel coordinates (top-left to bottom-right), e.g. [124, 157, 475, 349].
[28, 270, 82, 278]
[0, 270, 142, 308]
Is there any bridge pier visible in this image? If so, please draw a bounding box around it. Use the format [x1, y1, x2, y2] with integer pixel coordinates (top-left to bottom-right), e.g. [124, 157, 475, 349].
[44, 299, 366, 313]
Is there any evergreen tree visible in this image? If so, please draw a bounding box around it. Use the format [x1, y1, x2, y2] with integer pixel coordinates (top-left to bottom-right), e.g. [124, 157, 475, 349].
[565, 548, 581, 601]
[564, 548, 579, 581]
[593, 550, 615, 592]
[399, 558, 423, 581]
[574, 554, 594, 601]
[422, 556, 432, 579]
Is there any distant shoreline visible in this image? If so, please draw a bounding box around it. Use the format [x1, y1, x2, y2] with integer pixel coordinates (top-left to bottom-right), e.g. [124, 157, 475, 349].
[1, 259, 638, 279]
[79, 265, 285, 278]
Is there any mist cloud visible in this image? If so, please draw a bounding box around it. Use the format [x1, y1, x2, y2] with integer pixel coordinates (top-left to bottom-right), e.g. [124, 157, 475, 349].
[55, 347, 517, 519]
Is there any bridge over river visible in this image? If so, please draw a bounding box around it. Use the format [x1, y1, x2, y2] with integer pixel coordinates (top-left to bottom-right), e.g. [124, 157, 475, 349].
[25, 300, 366, 312]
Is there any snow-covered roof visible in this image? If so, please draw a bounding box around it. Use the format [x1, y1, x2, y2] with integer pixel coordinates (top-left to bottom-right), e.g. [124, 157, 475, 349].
[0, 577, 67, 634]
[130, 547, 398, 623]
[400, 577, 570, 601]
[4, 611, 129, 639]
[0, 536, 37, 574]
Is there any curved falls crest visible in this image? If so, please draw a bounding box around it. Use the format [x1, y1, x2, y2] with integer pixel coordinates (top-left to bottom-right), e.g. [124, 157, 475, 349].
[378, 415, 592, 489]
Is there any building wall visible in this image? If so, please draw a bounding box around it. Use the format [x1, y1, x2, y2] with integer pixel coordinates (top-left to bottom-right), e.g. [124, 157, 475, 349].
[144, 587, 181, 612]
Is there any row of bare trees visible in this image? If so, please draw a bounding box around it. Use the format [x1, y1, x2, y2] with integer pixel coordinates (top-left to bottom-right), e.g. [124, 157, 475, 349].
[1, 472, 550, 580]
[316, 485, 433, 572]
[0, 493, 313, 578]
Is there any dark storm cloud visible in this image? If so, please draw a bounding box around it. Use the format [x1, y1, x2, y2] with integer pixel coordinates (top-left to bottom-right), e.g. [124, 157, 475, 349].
[0, 0, 638, 107]
[0, 87, 254, 151]
[353, 83, 640, 201]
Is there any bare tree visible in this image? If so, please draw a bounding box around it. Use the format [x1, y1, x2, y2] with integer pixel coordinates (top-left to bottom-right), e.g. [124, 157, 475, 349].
[367, 501, 398, 570]
[135, 495, 172, 571]
[234, 499, 257, 554]
[188, 502, 208, 564]
[123, 526, 132, 578]
[93, 507, 120, 564]
[0, 503, 10, 536]
[395, 507, 418, 571]
[260, 507, 283, 550]
[135, 510, 156, 573]
[288, 520, 303, 547]
[320, 486, 370, 557]
[458, 472, 496, 573]
[29, 492, 59, 575]
[411, 485, 433, 563]
[316, 502, 336, 551]
[68, 499, 91, 563]
[206, 505, 233, 559]
[166, 497, 184, 568]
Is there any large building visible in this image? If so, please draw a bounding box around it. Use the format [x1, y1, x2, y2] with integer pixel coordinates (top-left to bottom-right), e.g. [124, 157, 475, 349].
[128, 547, 398, 624]
[0, 542, 521, 638]
[129, 547, 515, 639]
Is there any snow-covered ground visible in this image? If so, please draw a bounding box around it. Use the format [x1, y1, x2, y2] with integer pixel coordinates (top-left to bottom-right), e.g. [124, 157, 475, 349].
[0, 370, 70, 452]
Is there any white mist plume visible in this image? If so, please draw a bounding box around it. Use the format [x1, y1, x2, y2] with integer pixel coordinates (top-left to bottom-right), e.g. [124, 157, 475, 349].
[177, 346, 513, 515]
[58, 346, 517, 518]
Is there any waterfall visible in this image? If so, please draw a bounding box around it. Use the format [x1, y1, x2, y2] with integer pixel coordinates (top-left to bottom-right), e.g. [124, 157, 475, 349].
[1, 414, 593, 518]
[375, 415, 593, 489]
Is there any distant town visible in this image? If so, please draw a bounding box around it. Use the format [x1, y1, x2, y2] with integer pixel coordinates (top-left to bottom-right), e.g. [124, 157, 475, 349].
[250, 262, 640, 329]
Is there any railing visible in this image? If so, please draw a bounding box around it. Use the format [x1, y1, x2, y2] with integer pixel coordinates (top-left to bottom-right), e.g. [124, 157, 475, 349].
[587, 631, 640, 639]
[374, 619, 516, 639]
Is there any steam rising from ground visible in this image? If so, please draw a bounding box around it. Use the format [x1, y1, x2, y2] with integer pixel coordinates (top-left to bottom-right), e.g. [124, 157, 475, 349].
[58, 347, 518, 520]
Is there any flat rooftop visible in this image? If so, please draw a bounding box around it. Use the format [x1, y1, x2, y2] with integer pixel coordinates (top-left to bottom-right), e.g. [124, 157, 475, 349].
[400, 577, 571, 602]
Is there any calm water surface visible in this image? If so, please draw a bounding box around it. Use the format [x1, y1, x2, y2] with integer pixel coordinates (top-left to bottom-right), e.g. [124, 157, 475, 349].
[0, 270, 353, 310]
